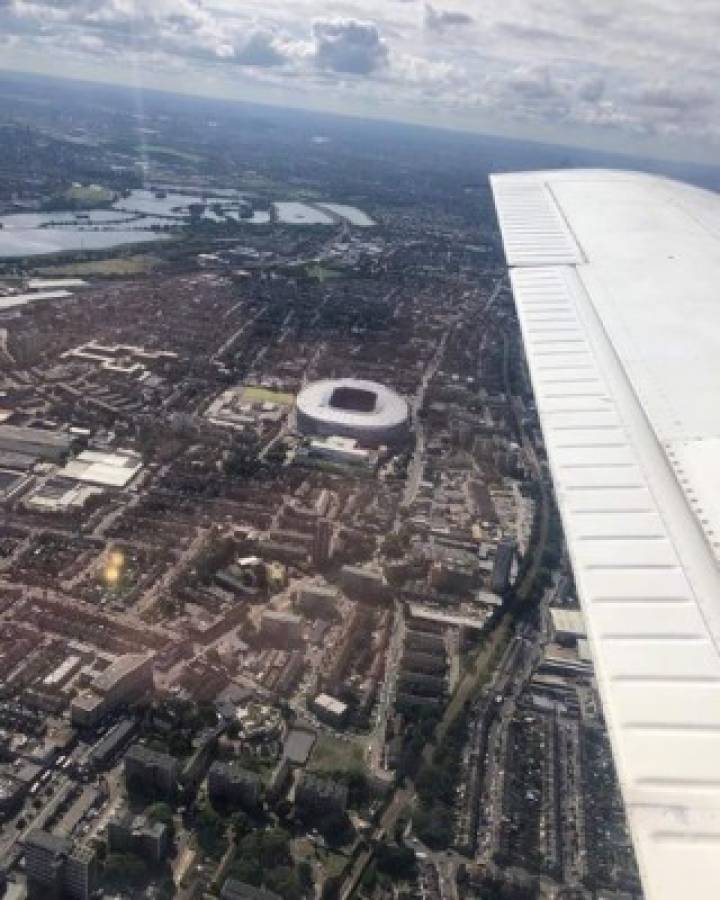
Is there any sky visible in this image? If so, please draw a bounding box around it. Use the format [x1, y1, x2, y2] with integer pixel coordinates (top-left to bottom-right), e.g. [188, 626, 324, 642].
[1, 0, 719, 163]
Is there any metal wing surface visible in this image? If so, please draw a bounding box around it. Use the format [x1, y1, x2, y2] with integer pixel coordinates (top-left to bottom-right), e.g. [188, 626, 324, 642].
[490, 169, 720, 900]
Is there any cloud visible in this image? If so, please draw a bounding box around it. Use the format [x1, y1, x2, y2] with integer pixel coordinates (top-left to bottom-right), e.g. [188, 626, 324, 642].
[312, 19, 389, 75]
[577, 75, 605, 103]
[1, 0, 720, 157]
[423, 4, 473, 32]
[631, 81, 713, 111]
[235, 31, 286, 67]
[497, 22, 569, 44]
[508, 65, 559, 100]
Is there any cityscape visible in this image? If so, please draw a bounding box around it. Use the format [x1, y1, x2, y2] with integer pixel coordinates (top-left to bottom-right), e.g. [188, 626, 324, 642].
[1, 69, 712, 900]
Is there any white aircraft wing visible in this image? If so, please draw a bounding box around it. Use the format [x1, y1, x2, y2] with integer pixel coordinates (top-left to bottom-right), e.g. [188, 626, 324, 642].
[490, 169, 720, 900]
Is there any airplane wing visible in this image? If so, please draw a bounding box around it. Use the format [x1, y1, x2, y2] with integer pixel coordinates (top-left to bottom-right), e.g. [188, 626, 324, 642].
[490, 169, 720, 900]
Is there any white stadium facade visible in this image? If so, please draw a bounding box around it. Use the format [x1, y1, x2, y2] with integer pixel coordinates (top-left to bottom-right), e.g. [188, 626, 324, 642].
[491, 169, 720, 900]
[295, 377, 409, 444]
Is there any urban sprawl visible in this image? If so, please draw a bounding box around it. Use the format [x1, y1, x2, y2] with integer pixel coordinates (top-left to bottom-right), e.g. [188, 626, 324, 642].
[0, 76, 640, 900]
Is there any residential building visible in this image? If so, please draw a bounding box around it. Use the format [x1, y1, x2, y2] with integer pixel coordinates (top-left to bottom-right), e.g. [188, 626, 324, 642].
[295, 772, 348, 817]
[71, 653, 153, 727]
[25, 830, 96, 900]
[221, 879, 282, 900]
[260, 610, 302, 645]
[107, 807, 169, 864]
[208, 761, 262, 810]
[124, 744, 178, 799]
[310, 692, 348, 728]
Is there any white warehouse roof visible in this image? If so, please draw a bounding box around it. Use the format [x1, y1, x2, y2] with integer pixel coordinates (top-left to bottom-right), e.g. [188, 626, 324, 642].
[491, 168, 720, 900]
[61, 449, 142, 487]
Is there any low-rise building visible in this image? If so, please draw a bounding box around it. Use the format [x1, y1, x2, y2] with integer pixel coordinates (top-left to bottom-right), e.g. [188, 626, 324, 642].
[0, 773, 25, 816]
[490, 539, 515, 594]
[221, 880, 282, 900]
[340, 565, 389, 602]
[260, 610, 302, 645]
[310, 693, 348, 728]
[87, 718, 138, 771]
[296, 584, 338, 618]
[550, 608, 587, 646]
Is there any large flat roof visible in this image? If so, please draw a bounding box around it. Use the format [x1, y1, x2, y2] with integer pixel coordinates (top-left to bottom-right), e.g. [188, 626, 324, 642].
[0, 424, 73, 448]
[491, 168, 720, 900]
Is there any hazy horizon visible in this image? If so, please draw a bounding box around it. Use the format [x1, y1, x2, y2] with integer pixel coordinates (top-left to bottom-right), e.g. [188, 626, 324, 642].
[1, 0, 719, 166]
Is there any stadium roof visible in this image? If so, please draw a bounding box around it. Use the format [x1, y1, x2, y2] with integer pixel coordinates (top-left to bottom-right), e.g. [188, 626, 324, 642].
[296, 377, 408, 439]
[491, 168, 720, 900]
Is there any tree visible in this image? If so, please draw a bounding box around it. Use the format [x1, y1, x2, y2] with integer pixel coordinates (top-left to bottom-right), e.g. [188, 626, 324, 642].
[146, 802, 175, 838]
[413, 802, 453, 850]
[375, 843, 416, 879]
[195, 799, 227, 858]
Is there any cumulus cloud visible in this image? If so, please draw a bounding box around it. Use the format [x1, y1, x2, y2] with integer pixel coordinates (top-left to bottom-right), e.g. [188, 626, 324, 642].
[235, 31, 286, 67]
[424, 4, 473, 32]
[1, 0, 720, 155]
[312, 19, 389, 75]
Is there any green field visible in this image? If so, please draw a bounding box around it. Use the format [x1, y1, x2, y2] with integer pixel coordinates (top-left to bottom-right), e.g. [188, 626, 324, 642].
[144, 144, 204, 163]
[64, 183, 116, 206]
[36, 254, 163, 277]
[307, 733, 366, 774]
[306, 264, 343, 283]
[241, 386, 295, 406]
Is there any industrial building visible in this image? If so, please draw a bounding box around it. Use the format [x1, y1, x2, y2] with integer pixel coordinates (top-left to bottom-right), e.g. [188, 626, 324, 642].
[0, 425, 75, 462]
[296, 378, 409, 444]
[60, 449, 143, 488]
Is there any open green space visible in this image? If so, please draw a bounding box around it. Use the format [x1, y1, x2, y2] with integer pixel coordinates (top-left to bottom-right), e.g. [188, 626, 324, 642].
[143, 144, 204, 163]
[241, 385, 295, 407]
[64, 183, 116, 205]
[306, 263, 343, 282]
[307, 732, 366, 774]
[36, 254, 164, 277]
